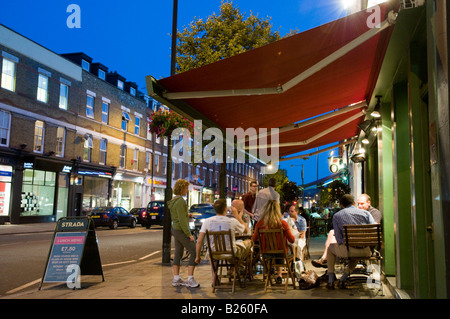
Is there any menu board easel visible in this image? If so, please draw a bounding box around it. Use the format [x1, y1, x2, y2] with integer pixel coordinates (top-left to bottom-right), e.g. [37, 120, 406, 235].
[39, 216, 104, 290]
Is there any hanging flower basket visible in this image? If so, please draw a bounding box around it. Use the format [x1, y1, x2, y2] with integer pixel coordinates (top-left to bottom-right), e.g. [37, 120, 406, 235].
[148, 109, 194, 138]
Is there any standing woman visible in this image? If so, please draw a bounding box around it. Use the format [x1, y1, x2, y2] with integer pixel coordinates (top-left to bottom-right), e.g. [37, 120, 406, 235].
[168, 179, 199, 288]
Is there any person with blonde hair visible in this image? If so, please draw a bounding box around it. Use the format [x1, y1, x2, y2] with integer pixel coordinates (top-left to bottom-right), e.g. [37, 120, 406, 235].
[252, 200, 295, 284]
[168, 179, 199, 288]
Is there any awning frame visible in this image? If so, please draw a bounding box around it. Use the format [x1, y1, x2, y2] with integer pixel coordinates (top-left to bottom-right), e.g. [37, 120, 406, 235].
[160, 14, 396, 100]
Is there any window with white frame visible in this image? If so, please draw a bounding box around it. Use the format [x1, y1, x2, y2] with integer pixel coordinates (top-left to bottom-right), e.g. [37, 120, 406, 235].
[120, 144, 127, 168]
[133, 148, 139, 170]
[34, 120, 45, 153]
[134, 116, 140, 135]
[163, 155, 167, 175]
[1, 57, 16, 92]
[37, 74, 49, 103]
[146, 151, 152, 172]
[121, 111, 130, 131]
[146, 119, 152, 140]
[56, 127, 65, 157]
[117, 80, 124, 90]
[0, 110, 11, 146]
[155, 154, 160, 173]
[98, 69, 106, 80]
[102, 101, 109, 124]
[81, 59, 90, 72]
[99, 138, 107, 164]
[86, 95, 94, 118]
[83, 135, 93, 162]
[59, 83, 69, 110]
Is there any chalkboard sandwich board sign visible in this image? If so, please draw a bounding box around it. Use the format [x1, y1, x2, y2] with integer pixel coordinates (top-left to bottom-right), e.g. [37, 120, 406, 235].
[39, 216, 104, 290]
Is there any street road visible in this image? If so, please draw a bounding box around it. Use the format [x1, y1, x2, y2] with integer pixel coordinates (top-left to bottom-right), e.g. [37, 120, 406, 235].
[0, 225, 164, 297]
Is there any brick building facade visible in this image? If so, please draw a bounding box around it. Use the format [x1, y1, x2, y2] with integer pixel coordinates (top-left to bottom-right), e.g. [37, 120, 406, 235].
[0, 24, 262, 224]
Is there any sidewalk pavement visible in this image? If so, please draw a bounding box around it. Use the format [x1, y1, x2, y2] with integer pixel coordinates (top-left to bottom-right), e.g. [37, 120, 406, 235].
[0, 222, 395, 300]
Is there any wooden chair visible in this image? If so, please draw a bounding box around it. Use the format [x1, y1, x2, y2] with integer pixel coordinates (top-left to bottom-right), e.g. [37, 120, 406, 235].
[343, 224, 383, 294]
[205, 229, 249, 293]
[258, 228, 297, 294]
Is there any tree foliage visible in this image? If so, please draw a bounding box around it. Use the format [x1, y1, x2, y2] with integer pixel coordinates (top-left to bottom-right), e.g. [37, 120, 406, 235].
[319, 180, 351, 207]
[280, 181, 301, 204]
[262, 168, 289, 195]
[176, 0, 281, 73]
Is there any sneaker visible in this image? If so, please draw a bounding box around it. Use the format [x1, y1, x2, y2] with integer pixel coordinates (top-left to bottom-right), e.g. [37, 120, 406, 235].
[172, 277, 185, 287]
[184, 277, 200, 288]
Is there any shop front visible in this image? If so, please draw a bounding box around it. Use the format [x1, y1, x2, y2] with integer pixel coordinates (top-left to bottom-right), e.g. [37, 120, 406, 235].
[201, 187, 214, 204]
[113, 171, 145, 211]
[145, 176, 166, 202]
[77, 168, 113, 214]
[11, 156, 74, 224]
[0, 164, 13, 224]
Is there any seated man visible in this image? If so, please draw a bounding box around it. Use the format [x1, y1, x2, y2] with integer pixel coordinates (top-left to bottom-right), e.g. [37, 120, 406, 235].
[326, 194, 375, 289]
[312, 193, 382, 269]
[282, 204, 307, 261]
[195, 199, 252, 269]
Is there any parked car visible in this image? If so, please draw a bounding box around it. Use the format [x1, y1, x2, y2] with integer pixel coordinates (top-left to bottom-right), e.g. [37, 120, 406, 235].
[189, 203, 213, 213]
[143, 200, 165, 229]
[189, 205, 216, 231]
[129, 207, 148, 225]
[90, 207, 137, 229]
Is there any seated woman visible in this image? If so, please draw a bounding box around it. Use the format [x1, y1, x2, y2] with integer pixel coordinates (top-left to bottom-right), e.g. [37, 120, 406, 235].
[252, 200, 295, 284]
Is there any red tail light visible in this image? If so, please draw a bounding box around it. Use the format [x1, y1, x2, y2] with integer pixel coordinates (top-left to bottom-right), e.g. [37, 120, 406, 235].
[103, 214, 108, 219]
[142, 211, 147, 218]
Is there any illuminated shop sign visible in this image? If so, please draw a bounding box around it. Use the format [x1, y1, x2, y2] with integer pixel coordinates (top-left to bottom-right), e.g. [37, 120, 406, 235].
[78, 170, 112, 178]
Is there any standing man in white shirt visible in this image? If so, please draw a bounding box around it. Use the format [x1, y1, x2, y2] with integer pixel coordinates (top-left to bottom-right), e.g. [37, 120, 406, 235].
[252, 177, 280, 222]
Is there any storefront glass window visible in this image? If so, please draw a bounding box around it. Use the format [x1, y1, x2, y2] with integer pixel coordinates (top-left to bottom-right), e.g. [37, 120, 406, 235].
[21, 169, 55, 216]
[82, 176, 109, 213]
[56, 173, 69, 220]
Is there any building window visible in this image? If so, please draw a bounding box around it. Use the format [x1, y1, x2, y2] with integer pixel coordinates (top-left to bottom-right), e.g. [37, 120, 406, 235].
[117, 79, 124, 90]
[59, 83, 69, 110]
[102, 101, 109, 124]
[56, 127, 65, 157]
[155, 154, 160, 173]
[121, 111, 130, 131]
[163, 156, 167, 175]
[86, 95, 94, 118]
[134, 117, 140, 135]
[1, 57, 16, 92]
[146, 120, 152, 140]
[81, 59, 90, 72]
[133, 148, 139, 170]
[146, 151, 152, 172]
[37, 74, 49, 103]
[83, 135, 93, 162]
[98, 69, 106, 80]
[0, 110, 11, 146]
[120, 144, 127, 168]
[130, 87, 136, 96]
[99, 138, 107, 165]
[34, 120, 45, 153]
